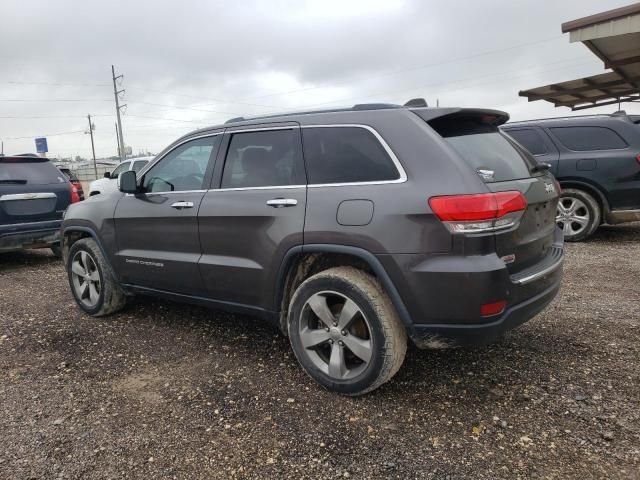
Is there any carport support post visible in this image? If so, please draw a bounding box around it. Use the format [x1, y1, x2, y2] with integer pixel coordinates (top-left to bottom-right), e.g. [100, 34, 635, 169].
[87, 114, 97, 179]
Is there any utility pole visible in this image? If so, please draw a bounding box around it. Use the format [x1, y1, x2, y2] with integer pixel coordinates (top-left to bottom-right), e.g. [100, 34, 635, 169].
[111, 65, 126, 161]
[87, 114, 98, 179]
[115, 122, 121, 159]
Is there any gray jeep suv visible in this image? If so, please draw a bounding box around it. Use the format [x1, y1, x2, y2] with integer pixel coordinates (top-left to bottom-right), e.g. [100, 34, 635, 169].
[62, 102, 564, 395]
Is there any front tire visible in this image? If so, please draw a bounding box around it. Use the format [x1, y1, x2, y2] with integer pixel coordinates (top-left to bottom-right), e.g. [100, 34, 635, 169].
[288, 267, 407, 396]
[556, 188, 600, 242]
[66, 238, 126, 316]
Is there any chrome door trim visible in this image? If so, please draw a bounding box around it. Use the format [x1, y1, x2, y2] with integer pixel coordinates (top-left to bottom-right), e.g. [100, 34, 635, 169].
[0, 192, 58, 201]
[301, 124, 407, 187]
[210, 184, 306, 193]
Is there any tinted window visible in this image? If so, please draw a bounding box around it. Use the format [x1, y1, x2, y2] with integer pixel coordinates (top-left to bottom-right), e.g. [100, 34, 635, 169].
[221, 129, 303, 188]
[505, 128, 548, 156]
[428, 116, 534, 182]
[110, 162, 130, 178]
[131, 160, 148, 173]
[302, 127, 399, 184]
[0, 159, 66, 185]
[550, 126, 627, 151]
[143, 136, 220, 192]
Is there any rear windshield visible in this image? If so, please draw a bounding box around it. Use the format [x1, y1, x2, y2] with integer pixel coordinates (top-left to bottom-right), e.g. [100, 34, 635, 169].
[0, 159, 67, 185]
[427, 115, 535, 182]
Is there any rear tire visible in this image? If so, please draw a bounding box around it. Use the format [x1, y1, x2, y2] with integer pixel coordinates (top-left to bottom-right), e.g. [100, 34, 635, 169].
[66, 238, 126, 316]
[288, 266, 407, 396]
[556, 188, 600, 242]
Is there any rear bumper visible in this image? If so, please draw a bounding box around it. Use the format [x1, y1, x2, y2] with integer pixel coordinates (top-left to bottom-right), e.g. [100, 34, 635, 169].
[411, 279, 561, 347]
[377, 228, 564, 347]
[0, 220, 61, 252]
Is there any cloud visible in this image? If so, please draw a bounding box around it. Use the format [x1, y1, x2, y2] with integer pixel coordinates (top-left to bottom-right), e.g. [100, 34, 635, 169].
[0, 0, 635, 158]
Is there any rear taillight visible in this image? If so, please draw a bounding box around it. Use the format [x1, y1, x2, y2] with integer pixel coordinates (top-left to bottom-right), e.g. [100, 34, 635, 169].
[69, 183, 81, 203]
[636, 154, 640, 165]
[429, 191, 527, 233]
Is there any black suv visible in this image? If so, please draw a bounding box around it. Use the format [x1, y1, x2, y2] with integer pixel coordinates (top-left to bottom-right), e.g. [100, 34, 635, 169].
[1, 155, 78, 256]
[62, 103, 564, 395]
[502, 112, 640, 241]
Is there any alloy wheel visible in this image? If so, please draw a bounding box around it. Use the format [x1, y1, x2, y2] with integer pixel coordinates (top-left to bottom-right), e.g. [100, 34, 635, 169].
[299, 291, 373, 380]
[556, 196, 590, 237]
[70, 250, 101, 308]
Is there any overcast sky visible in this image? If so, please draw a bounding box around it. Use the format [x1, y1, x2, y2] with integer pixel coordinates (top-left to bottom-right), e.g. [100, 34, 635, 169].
[0, 0, 637, 159]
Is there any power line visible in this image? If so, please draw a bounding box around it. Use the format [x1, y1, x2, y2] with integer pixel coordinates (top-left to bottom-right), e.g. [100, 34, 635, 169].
[0, 98, 112, 102]
[236, 34, 567, 102]
[126, 86, 281, 109]
[3, 129, 85, 140]
[2, 80, 110, 87]
[298, 56, 593, 110]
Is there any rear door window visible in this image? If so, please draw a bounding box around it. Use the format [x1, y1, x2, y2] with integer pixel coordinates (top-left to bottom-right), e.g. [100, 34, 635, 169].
[504, 128, 548, 156]
[221, 129, 304, 188]
[549, 126, 627, 151]
[302, 126, 400, 184]
[0, 158, 66, 185]
[427, 115, 535, 182]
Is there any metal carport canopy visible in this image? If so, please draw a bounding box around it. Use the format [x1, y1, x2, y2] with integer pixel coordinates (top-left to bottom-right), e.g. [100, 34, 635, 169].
[519, 2, 640, 111]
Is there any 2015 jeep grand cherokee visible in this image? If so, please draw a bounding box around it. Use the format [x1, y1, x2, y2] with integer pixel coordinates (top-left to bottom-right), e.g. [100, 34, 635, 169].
[62, 103, 564, 395]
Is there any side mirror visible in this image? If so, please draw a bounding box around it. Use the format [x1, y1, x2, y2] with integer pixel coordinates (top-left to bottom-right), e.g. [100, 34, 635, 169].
[104, 171, 111, 178]
[118, 170, 138, 194]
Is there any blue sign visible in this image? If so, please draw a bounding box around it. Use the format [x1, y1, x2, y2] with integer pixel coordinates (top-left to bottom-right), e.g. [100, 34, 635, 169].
[35, 137, 48, 153]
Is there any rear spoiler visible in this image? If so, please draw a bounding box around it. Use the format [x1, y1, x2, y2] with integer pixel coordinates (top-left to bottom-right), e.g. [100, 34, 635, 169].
[410, 108, 510, 126]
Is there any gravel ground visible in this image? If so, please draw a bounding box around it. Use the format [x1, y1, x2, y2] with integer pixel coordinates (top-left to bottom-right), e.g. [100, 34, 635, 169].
[1, 223, 639, 479]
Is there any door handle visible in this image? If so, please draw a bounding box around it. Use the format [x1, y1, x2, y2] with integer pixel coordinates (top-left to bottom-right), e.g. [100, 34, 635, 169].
[266, 198, 298, 208]
[171, 201, 194, 209]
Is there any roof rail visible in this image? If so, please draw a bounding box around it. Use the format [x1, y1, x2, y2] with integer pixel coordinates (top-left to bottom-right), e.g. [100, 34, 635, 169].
[223, 98, 444, 124]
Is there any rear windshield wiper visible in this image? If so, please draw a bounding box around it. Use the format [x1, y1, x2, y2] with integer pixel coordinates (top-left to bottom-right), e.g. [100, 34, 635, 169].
[0, 179, 28, 184]
[530, 162, 551, 174]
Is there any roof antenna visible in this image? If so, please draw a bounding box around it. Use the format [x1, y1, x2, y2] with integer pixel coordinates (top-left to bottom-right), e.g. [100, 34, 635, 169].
[404, 98, 428, 108]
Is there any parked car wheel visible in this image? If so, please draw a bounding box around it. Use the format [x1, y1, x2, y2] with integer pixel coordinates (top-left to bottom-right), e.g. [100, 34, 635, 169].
[288, 266, 407, 396]
[66, 238, 127, 316]
[556, 188, 601, 242]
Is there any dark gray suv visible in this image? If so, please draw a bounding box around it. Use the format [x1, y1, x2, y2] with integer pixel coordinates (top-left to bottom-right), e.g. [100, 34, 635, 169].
[502, 112, 640, 241]
[62, 103, 564, 395]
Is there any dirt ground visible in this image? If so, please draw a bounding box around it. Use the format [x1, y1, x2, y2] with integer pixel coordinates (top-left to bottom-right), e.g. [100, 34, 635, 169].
[1, 224, 639, 479]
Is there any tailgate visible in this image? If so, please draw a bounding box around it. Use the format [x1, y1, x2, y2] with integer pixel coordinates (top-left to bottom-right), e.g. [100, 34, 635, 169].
[421, 109, 560, 274]
[486, 174, 559, 273]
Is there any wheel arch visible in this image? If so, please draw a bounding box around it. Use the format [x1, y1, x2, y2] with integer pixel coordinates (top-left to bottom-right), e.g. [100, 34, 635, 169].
[557, 178, 610, 216]
[274, 244, 414, 336]
[62, 225, 118, 281]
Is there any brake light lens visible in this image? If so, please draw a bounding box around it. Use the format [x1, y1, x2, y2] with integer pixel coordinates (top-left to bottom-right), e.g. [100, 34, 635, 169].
[636, 153, 640, 165]
[429, 191, 527, 233]
[69, 183, 81, 204]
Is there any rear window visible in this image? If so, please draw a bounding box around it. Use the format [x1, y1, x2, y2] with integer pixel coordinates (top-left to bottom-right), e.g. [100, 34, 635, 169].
[302, 126, 400, 184]
[0, 158, 67, 185]
[549, 126, 627, 151]
[504, 128, 548, 156]
[428, 116, 534, 182]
